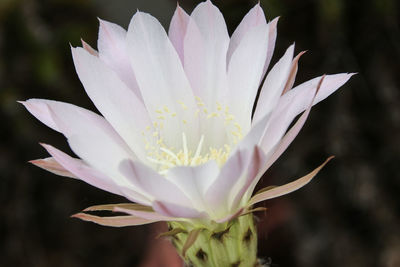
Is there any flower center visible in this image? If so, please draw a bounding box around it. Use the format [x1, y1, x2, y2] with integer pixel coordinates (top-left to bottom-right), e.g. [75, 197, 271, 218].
[142, 97, 243, 174]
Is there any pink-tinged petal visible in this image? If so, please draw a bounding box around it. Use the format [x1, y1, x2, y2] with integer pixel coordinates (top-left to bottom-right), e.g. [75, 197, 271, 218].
[41, 144, 152, 205]
[72, 47, 151, 161]
[253, 44, 295, 124]
[205, 149, 249, 213]
[19, 100, 59, 132]
[71, 213, 156, 227]
[244, 76, 325, 198]
[152, 200, 208, 219]
[21, 99, 136, 184]
[248, 156, 334, 205]
[183, 1, 230, 148]
[227, 21, 269, 133]
[119, 159, 194, 207]
[29, 157, 77, 178]
[83, 203, 153, 212]
[259, 73, 355, 155]
[97, 19, 142, 100]
[281, 51, 307, 95]
[262, 76, 325, 165]
[205, 146, 266, 216]
[127, 11, 199, 149]
[165, 161, 220, 211]
[184, 0, 229, 104]
[81, 39, 98, 56]
[168, 4, 190, 64]
[237, 111, 272, 150]
[231, 146, 267, 209]
[114, 207, 174, 221]
[227, 3, 267, 65]
[215, 208, 244, 223]
[263, 17, 279, 76]
[41, 144, 121, 197]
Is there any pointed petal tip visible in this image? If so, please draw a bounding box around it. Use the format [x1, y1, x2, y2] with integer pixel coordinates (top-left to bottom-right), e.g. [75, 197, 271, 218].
[28, 159, 39, 165]
[70, 213, 82, 219]
[271, 16, 280, 23]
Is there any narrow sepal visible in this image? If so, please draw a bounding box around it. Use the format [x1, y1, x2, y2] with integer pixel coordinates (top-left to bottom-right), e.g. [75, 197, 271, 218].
[248, 156, 334, 205]
[71, 213, 156, 227]
[182, 228, 202, 257]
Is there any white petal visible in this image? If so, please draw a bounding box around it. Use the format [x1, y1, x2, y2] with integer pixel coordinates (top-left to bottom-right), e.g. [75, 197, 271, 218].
[253, 44, 295, 124]
[227, 3, 267, 66]
[183, 0, 229, 105]
[227, 21, 269, 133]
[168, 4, 190, 64]
[72, 47, 151, 161]
[41, 144, 123, 197]
[244, 76, 325, 198]
[165, 161, 219, 212]
[119, 159, 194, 207]
[152, 200, 208, 219]
[30, 157, 77, 178]
[183, 1, 230, 147]
[263, 17, 279, 76]
[42, 146, 154, 207]
[22, 99, 136, 186]
[205, 146, 266, 217]
[260, 73, 355, 154]
[97, 19, 142, 99]
[127, 11, 199, 149]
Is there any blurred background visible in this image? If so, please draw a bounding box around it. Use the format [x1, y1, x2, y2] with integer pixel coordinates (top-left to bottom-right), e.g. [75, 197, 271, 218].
[1, 0, 399, 266]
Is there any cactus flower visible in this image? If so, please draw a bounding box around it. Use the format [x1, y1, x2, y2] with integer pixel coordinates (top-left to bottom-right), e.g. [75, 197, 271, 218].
[21, 1, 353, 265]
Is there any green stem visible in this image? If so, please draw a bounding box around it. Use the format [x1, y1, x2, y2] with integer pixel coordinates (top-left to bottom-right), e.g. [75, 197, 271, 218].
[168, 214, 258, 267]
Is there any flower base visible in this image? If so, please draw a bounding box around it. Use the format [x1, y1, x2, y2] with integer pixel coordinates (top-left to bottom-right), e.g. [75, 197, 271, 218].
[168, 214, 258, 267]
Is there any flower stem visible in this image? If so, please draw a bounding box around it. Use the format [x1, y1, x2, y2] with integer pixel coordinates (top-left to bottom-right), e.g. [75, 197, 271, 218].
[169, 214, 258, 267]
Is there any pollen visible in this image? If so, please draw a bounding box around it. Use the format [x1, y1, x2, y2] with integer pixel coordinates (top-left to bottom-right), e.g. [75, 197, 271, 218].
[142, 96, 244, 174]
[146, 133, 232, 175]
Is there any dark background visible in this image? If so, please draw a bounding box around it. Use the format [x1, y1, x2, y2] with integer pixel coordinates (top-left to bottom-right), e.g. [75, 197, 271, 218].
[1, 0, 399, 266]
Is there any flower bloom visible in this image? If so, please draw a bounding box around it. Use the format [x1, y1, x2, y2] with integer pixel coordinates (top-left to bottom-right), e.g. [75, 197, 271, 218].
[22, 1, 353, 227]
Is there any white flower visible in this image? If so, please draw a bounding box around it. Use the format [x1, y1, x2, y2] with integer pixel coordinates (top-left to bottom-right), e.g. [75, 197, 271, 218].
[21, 0, 353, 227]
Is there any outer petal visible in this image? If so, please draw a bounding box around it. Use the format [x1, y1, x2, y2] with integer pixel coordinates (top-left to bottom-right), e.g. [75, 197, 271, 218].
[227, 3, 267, 65]
[114, 206, 175, 221]
[127, 11, 199, 149]
[227, 21, 269, 133]
[152, 200, 208, 219]
[248, 156, 334, 205]
[72, 213, 156, 227]
[72, 47, 151, 161]
[259, 73, 355, 154]
[244, 76, 325, 200]
[168, 4, 190, 64]
[253, 44, 295, 124]
[30, 157, 77, 178]
[97, 19, 142, 100]
[81, 39, 98, 56]
[40, 144, 122, 197]
[21, 99, 135, 185]
[263, 17, 279, 76]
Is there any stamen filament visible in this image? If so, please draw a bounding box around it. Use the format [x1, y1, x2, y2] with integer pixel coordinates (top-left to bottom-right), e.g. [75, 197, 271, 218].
[160, 147, 182, 165]
[191, 135, 204, 166]
[182, 132, 189, 165]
